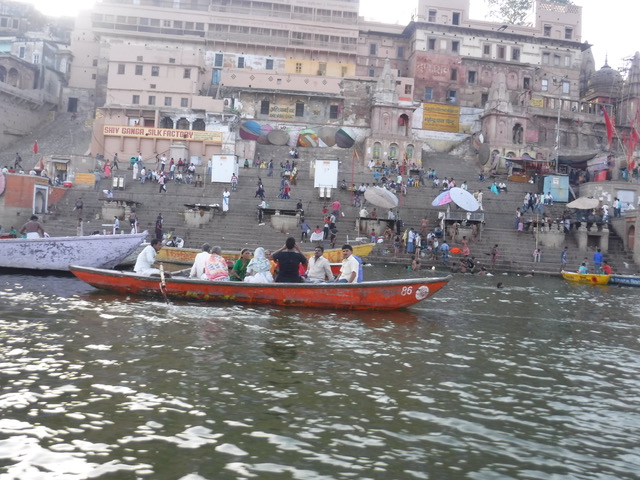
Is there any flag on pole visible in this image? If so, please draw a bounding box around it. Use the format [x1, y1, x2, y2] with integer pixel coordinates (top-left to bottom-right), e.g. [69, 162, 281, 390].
[601, 106, 615, 150]
[33, 140, 39, 154]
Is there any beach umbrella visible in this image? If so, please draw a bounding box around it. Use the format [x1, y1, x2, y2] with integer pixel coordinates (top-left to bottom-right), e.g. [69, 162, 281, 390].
[566, 197, 600, 209]
[448, 187, 480, 211]
[239, 120, 261, 140]
[431, 190, 452, 206]
[266, 129, 289, 146]
[335, 128, 355, 148]
[364, 186, 398, 209]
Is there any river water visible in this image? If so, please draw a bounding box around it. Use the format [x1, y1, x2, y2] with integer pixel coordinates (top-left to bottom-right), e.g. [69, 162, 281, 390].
[1, 269, 639, 480]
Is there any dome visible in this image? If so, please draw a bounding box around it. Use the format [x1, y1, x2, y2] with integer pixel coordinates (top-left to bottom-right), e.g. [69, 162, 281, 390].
[588, 60, 623, 94]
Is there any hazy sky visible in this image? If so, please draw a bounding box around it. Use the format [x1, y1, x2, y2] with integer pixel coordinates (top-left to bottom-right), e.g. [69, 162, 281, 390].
[22, 0, 635, 72]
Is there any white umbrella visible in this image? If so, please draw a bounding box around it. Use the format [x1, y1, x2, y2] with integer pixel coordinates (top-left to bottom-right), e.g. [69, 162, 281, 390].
[364, 186, 399, 209]
[566, 197, 600, 209]
[448, 187, 480, 212]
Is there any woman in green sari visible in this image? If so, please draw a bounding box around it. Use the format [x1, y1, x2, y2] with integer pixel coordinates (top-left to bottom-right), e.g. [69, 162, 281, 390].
[230, 248, 252, 281]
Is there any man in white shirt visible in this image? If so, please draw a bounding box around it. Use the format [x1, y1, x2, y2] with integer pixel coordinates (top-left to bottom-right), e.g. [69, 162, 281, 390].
[306, 246, 334, 282]
[134, 239, 163, 276]
[190, 243, 211, 279]
[337, 244, 359, 283]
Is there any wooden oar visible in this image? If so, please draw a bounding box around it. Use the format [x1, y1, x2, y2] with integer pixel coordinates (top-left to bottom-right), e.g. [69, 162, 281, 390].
[159, 264, 170, 304]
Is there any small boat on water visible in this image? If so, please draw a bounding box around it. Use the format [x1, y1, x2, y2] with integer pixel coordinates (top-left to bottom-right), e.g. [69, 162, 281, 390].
[0, 231, 148, 271]
[608, 274, 640, 287]
[69, 265, 451, 311]
[561, 271, 610, 285]
[156, 242, 375, 266]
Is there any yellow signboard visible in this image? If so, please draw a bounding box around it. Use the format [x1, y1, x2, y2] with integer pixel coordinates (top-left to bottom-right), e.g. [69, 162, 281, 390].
[422, 103, 460, 133]
[529, 97, 544, 108]
[103, 125, 222, 144]
[269, 105, 296, 120]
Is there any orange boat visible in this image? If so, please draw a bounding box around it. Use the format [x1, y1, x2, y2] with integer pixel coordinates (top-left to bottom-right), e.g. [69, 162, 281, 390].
[156, 243, 375, 266]
[69, 265, 451, 311]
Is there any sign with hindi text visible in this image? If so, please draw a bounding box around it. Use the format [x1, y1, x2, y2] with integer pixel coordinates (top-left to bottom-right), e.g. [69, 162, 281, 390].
[422, 103, 460, 133]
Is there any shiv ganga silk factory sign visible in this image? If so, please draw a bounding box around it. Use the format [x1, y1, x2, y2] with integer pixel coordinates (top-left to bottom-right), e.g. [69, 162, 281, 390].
[103, 125, 223, 144]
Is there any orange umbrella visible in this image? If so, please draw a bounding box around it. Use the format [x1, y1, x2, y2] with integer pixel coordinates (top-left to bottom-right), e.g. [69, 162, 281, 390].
[450, 247, 463, 254]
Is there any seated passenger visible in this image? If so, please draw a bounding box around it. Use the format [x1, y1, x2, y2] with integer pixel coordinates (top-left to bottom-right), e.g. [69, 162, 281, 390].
[244, 247, 274, 283]
[190, 243, 211, 279]
[205, 246, 230, 281]
[134, 239, 163, 276]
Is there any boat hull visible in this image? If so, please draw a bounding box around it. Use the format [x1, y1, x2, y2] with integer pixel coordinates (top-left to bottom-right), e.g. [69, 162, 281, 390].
[70, 265, 450, 311]
[0, 232, 148, 271]
[561, 271, 610, 285]
[609, 275, 640, 287]
[156, 243, 375, 265]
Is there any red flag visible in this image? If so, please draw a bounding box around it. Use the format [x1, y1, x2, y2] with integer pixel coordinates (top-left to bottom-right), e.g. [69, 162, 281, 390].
[33, 140, 38, 154]
[601, 106, 614, 149]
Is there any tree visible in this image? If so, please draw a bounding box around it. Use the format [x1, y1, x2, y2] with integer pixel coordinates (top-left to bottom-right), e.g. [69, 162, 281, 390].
[486, 0, 574, 26]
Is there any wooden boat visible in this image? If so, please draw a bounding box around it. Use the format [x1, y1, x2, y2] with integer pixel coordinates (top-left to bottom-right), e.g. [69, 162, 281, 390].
[0, 231, 148, 271]
[156, 242, 375, 266]
[608, 274, 640, 287]
[69, 265, 451, 311]
[561, 271, 610, 285]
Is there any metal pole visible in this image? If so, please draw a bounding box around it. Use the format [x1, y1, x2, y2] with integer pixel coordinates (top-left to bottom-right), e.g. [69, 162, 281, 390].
[555, 98, 561, 174]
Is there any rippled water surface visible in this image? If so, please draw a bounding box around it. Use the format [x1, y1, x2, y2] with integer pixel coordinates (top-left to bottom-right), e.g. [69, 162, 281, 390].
[1, 271, 639, 480]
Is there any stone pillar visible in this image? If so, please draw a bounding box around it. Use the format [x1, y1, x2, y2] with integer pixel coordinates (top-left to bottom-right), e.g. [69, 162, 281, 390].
[576, 224, 588, 251]
[599, 225, 610, 254]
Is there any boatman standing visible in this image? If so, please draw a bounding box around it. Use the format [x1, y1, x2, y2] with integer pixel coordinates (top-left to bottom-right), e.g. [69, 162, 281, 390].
[134, 238, 163, 276]
[20, 215, 45, 239]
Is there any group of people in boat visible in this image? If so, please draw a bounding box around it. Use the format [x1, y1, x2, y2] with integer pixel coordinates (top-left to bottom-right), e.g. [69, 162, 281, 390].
[134, 236, 363, 283]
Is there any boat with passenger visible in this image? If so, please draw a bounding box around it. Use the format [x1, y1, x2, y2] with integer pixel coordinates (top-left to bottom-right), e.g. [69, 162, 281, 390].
[561, 271, 610, 285]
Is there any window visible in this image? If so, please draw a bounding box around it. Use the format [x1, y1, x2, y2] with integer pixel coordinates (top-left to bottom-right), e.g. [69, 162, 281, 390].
[428, 38, 436, 50]
[565, 27, 573, 40]
[214, 53, 223, 67]
[341, 66, 347, 77]
[151, 66, 159, 76]
[448, 90, 457, 103]
[180, 97, 189, 107]
[541, 79, 548, 92]
[19, 46, 25, 58]
[428, 9, 436, 22]
[543, 25, 551, 37]
[481, 93, 489, 107]
[164, 96, 172, 106]
[397, 46, 404, 59]
[237, 57, 244, 68]
[266, 59, 274, 70]
[368, 69, 375, 77]
[169, 58, 176, 64]
[370, 43, 377, 55]
[132, 95, 140, 104]
[329, 105, 339, 119]
[135, 65, 143, 75]
[295, 62, 302, 73]
[137, 56, 143, 61]
[117, 64, 125, 74]
[468, 71, 476, 83]
[497, 45, 506, 59]
[451, 41, 459, 53]
[424, 87, 433, 101]
[174, 20, 182, 29]
[483, 44, 491, 56]
[260, 100, 270, 115]
[91, 73, 96, 80]
[511, 47, 520, 62]
[92, 59, 98, 67]
[523, 77, 531, 89]
[565, 55, 571, 67]
[295, 102, 305, 117]
[318, 63, 327, 75]
[553, 55, 561, 66]
[405, 84, 412, 94]
[148, 96, 156, 105]
[542, 52, 550, 64]
[150, 84, 156, 89]
[562, 81, 570, 94]
[450, 68, 457, 81]
[452, 12, 460, 25]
